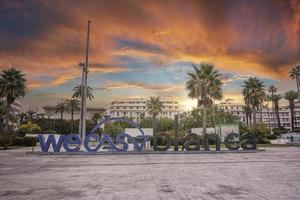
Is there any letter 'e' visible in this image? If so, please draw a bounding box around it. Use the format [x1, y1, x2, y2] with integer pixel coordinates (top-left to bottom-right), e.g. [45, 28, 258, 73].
[63, 134, 81, 152]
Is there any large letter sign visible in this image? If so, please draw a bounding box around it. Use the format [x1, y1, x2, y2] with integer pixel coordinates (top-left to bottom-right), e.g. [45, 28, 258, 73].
[38, 118, 148, 153]
[38, 117, 257, 153]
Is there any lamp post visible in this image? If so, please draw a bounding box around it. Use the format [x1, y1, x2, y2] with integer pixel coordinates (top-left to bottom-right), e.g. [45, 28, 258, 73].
[79, 20, 91, 145]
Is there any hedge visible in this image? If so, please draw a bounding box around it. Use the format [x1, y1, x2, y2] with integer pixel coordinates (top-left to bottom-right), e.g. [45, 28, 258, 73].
[0, 137, 37, 147]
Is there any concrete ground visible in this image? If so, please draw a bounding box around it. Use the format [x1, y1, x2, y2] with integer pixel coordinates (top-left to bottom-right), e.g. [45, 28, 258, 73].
[0, 147, 299, 200]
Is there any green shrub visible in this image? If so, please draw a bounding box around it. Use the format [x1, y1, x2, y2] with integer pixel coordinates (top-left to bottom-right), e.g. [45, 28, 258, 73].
[272, 127, 288, 136]
[16, 122, 41, 137]
[266, 134, 277, 140]
[42, 130, 58, 134]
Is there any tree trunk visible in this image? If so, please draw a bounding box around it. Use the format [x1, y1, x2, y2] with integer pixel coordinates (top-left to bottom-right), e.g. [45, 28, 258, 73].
[203, 106, 207, 135]
[275, 104, 281, 129]
[152, 114, 157, 151]
[71, 109, 74, 133]
[249, 112, 252, 126]
[253, 108, 256, 127]
[296, 75, 300, 102]
[267, 104, 271, 130]
[3, 104, 11, 150]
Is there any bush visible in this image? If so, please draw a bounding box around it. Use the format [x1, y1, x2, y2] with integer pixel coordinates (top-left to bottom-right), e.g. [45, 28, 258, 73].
[42, 130, 58, 135]
[272, 127, 288, 136]
[16, 122, 41, 137]
[10, 137, 37, 146]
[266, 134, 277, 140]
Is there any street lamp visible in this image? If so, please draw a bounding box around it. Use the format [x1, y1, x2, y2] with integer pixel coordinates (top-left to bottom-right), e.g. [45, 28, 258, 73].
[79, 20, 91, 147]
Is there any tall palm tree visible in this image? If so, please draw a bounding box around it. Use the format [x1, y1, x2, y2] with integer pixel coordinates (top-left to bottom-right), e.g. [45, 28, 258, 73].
[72, 85, 94, 101]
[271, 94, 282, 129]
[146, 96, 164, 150]
[55, 102, 66, 134]
[65, 98, 80, 133]
[242, 78, 266, 126]
[289, 64, 300, 101]
[186, 63, 223, 135]
[0, 68, 26, 132]
[284, 90, 298, 132]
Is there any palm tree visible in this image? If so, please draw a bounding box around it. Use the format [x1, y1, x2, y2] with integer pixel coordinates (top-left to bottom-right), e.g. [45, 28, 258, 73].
[284, 90, 298, 132]
[146, 96, 164, 150]
[55, 102, 66, 134]
[72, 85, 94, 101]
[242, 78, 266, 126]
[65, 98, 80, 133]
[289, 64, 300, 101]
[186, 63, 223, 135]
[0, 68, 26, 132]
[271, 94, 282, 129]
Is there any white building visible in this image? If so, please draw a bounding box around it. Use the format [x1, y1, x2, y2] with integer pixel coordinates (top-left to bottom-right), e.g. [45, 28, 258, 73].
[217, 100, 299, 131]
[43, 106, 106, 120]
[110, 98, 180, 121]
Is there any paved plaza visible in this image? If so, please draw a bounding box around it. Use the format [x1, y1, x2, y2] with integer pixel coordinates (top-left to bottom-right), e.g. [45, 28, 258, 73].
[0, 147, 299, 200]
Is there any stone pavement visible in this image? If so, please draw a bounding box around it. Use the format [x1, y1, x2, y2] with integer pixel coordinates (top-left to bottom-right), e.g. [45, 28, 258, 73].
[0, 147, 299, 200]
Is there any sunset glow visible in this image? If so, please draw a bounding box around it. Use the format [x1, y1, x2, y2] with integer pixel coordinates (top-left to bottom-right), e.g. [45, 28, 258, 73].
[0, 0, 299, 110]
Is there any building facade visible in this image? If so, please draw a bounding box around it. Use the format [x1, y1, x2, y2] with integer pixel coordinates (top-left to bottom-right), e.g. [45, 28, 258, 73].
[110, 98, 180, 121]
[43, 106, 106, 120]
[217, 100, 299, 131]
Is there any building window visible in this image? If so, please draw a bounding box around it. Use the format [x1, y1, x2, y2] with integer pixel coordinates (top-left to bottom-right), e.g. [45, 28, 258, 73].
[117, 112, 119, 116]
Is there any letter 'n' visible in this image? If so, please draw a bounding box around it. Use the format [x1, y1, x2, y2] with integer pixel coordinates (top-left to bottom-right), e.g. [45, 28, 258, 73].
[38, 135, 64, 152]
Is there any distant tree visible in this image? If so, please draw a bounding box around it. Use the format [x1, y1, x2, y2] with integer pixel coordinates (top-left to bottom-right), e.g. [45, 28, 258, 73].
[271, 94, 282, 129]
[289, 64, 300, 100]
[284, 90, 298, 132]
[65, 98, 80, 133]
[72, 85, 94, 101]
[242, 77, 266, 126]
[146, 96, 164, 149]
[55, 102, 66, 134]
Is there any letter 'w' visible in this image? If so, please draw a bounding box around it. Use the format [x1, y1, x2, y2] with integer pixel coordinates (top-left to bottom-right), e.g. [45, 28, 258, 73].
[38, 135, 64, 152]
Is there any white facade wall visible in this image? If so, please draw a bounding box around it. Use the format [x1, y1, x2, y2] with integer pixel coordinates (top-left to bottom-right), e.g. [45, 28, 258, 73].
[110, 98, 180, 121]
[43, 106, 106, 120]
[217, 101, 298, 131]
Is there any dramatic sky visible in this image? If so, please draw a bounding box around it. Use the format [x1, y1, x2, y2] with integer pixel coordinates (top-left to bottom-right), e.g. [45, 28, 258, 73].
[0, 0, 300, 111]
